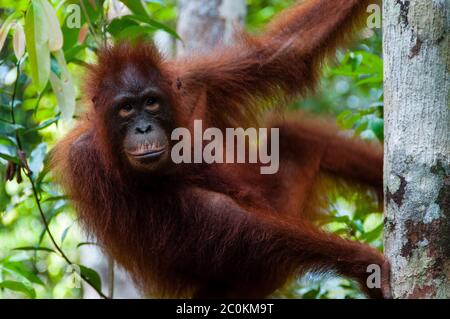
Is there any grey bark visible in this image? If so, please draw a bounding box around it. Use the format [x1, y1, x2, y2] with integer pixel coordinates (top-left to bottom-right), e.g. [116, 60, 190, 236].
[383, 0, 450, 298]
[176, 0, 246, 56]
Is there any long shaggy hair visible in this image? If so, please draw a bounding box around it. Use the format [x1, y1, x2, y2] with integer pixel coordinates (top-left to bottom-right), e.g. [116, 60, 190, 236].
[51, 0, 388, 298]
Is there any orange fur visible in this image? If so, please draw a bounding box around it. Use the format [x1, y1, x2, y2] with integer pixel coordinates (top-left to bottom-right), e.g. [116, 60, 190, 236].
[51, 0, 389, 298]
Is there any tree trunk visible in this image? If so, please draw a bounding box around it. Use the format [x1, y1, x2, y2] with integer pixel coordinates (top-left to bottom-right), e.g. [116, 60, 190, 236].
[383, 0, 450, 298]
[176, 0, 246, 56]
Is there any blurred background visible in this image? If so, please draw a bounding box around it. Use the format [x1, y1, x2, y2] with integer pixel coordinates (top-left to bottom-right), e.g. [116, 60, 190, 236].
[0, 0, 384, 299]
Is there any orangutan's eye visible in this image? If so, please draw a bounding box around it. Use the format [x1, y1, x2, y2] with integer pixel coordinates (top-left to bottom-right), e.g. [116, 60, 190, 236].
[119, 104, 134, 117]
[145, 98, 160, 112]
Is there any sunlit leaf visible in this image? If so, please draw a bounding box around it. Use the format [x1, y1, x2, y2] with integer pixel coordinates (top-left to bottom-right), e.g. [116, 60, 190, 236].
[25, 1, 50, 93]
[1, 261, 45, 286]
[0, 13, 17, 53]
[40, 0, 63, 51]
[361, 223, 383, 243]
[13, 22, 26, 60]
[3, 67, 17, 85]
[29, 143, 47, 176]
[49, 50, 76, 120]
[0, 280, 36, 298]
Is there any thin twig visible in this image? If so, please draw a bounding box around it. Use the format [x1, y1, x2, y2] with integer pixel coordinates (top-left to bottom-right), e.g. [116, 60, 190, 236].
[10, 62, 22, 150]
[79, 0, 102, 47]
[8, 59, 108, 299]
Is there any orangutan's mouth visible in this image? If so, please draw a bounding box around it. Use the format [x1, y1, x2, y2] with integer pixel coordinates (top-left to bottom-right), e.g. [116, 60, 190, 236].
[126, 143, 167, 159]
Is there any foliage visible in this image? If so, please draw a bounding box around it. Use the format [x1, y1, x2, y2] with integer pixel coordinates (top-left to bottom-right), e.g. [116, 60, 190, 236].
[0, 0, 383, 299]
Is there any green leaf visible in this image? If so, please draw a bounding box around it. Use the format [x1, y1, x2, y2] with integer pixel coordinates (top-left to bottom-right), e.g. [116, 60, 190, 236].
[38, 200, 67, 244]
[0, 280, 36, 298]
[336, 111, 361, 130]
[1, 261, 45, 286]
[0, 135, 17, 146]
[116, 25, 154, 41]
[13, 246, 56, 254]
[350, 53, 363, 71]
[354, 118, 369, 136]
[61, 24, 77, 51]
[49, 50, 76, 120]
[361, 223, 383, 243]
[0, 12, 18, 53]
[40, 0, 63, 51]
[302, 288, 321, 299]
[79, 0, 102, 23]
[0, 152, 19, 164]
[35, 157, 51, 189]
[78, 265, 102, 292]
[25, 0, 51, 93]
[145, 0, 164, 4]
[43, 195, 68, 202]
[76, 242, 98, 248]
[369, 118, 384, 142]
[330, 215, 352, 224]
[356, 74, 382, 86]
[64, 44, 88, 62]
[129, 14, 181, 40]
[350, 219, 365, 233]
[13, 22, 26, 60]
[107, 15, 140, 37]
[0, 180, 8, 212]
[2, 123, 25, 134]
[26, 115, 60, 133]
[121, 0, 148, 17]
[28, 143, 47, 176]
[61, 225, 72, 244]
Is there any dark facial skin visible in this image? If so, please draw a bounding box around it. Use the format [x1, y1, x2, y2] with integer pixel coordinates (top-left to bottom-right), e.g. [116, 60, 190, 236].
[105, 66, 174, 172]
